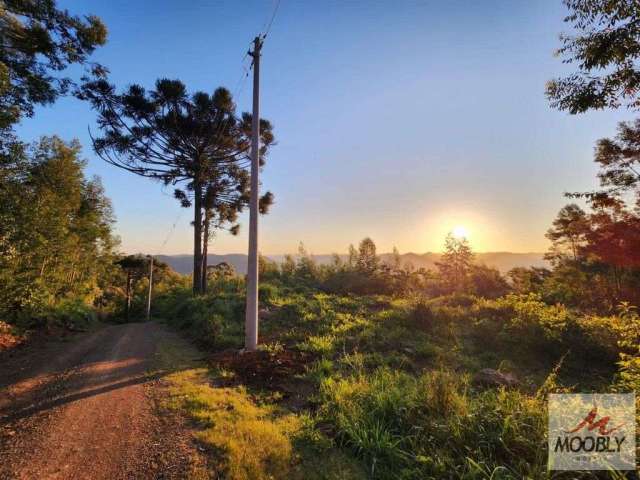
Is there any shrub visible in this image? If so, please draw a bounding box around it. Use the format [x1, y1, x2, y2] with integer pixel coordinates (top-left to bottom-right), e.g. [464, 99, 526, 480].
[473, 294, 572, 354]
[14, 297, 97, 331]
[153, 287, 243, 348]
[258, 282, 279, 305]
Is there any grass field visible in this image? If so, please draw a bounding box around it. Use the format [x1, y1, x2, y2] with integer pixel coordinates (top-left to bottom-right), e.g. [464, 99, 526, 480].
[151, 279, 639, 479]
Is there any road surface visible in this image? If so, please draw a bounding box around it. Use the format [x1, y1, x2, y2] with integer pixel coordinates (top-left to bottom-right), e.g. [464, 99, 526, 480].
[0, 322, 202, 479]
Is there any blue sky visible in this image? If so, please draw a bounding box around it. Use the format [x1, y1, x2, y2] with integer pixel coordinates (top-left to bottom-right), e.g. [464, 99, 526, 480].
[15, 0, 636, 254]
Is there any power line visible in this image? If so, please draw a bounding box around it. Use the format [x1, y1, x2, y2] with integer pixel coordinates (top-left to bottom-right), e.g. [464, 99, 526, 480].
[210, 0, 281, 150]
[156, 211, 183, 254]
[262, 0, 281, 40]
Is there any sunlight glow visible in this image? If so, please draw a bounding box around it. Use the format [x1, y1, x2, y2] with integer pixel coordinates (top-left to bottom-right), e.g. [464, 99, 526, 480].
[452, 225, 468, 239]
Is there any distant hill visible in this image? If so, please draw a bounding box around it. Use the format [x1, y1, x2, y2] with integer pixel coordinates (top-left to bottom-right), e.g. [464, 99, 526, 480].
[156, 252, 547, 275]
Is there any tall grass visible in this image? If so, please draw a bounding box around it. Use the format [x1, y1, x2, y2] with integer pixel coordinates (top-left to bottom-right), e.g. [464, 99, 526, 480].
[319, 367, 548, 479]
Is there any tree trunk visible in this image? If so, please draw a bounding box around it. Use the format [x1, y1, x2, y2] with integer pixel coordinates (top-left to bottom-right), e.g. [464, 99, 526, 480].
[193, 181, 203, 295]
[202, 212, 209, 294]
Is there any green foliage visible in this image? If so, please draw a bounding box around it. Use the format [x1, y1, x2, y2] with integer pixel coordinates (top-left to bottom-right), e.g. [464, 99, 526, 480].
[547, 0, 640, 114]
[319, 367, 547, 479]
[0, 137, 118, 324]
[153, 271, 640, 479]
[154, 285, 245, 349]
[436, 233, 474, 293]
[0, 0, 107, 139]
[613, 307, 640, 391]
[270, 237, 510, 299]
[13, 297, 97, 331]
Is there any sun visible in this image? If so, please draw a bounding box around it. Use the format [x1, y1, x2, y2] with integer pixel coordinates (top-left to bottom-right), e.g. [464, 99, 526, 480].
[452, 225, 468, 239]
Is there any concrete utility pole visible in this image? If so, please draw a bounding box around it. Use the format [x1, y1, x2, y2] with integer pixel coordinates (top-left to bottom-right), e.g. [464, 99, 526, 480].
[245, 36, 262, 351]
[146, 255, 154, 320]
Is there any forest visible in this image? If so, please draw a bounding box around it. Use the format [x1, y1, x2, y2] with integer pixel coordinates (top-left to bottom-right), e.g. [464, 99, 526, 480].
[1, 1, 640, 479]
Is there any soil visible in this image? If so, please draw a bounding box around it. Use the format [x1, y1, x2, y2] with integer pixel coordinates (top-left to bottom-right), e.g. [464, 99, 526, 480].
[209, 348, 316, 411]
[0, 322, 206, 480]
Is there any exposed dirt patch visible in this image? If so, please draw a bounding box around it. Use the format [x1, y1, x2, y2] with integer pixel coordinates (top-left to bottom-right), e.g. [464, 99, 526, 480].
[209, 348, 316, 410]
[210, 348, 310, 385]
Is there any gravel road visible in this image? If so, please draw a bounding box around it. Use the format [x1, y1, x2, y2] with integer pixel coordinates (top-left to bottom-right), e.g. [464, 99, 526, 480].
[0, 322, 202, 479]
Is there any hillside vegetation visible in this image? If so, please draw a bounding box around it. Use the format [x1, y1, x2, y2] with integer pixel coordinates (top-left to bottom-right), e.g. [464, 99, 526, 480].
[145, 239, 640, 479]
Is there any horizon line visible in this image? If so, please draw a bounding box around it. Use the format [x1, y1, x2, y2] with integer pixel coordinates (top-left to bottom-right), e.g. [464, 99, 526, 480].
[127, 250, 547, 257]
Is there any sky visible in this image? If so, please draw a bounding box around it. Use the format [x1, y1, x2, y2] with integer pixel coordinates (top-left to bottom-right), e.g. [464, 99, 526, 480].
[15, 0, 637, 255]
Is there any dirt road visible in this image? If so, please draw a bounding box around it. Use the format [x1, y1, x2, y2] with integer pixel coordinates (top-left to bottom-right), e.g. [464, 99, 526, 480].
[0, 322, 202, 480]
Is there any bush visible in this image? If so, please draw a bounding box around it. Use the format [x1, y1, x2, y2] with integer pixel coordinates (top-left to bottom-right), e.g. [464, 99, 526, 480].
[154, 287, 244, 348]
[13, 297, 97, 331]
[473, 294, 571, 354]
[259, 282, 279, 305]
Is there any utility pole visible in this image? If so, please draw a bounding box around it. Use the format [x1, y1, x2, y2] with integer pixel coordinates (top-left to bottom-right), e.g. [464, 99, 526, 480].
[245, 36, 262, 351]
[146, 255, 154, 320]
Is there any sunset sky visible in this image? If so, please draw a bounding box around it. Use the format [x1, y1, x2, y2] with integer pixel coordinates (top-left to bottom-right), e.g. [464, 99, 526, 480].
[15, 0, 636, 255]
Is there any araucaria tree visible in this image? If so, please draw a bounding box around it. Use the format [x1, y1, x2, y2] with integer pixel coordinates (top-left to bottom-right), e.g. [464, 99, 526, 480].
[79, 78, 274, 294]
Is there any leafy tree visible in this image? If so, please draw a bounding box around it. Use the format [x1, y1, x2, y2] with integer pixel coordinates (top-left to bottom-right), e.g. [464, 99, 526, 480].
[0, 0, 107, 142]
[295, 242, 319, 283]
[568, 119, 640, 207]
[546, 204, 590, 262]
[585, 208, 640, 268]
[330, 252, 344, 270]
[258, 254, 279, 279]
[0, 136, 117, 321]
[207, 261, 236, 280]
[78, 78, 274, 294]
[507, 267, 550, 294]
[436, 233, 474, 293]
[547, 0, 640, 113]
[543, 202, 640, 309]
[117, 255, 149, 319]
[356, 237, 379, 274]
[281, 254, 296, 280]
[114, 255, 175, 318]
[470, 264, 510, 298]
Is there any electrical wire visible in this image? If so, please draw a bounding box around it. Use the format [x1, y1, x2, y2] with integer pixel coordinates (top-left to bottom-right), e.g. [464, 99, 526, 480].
[261, 0, 281, 40]
[155, 210, 183, 255]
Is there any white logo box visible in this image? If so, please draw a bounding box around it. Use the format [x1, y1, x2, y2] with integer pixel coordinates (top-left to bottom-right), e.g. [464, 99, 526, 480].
[548, 393, 636, 471]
